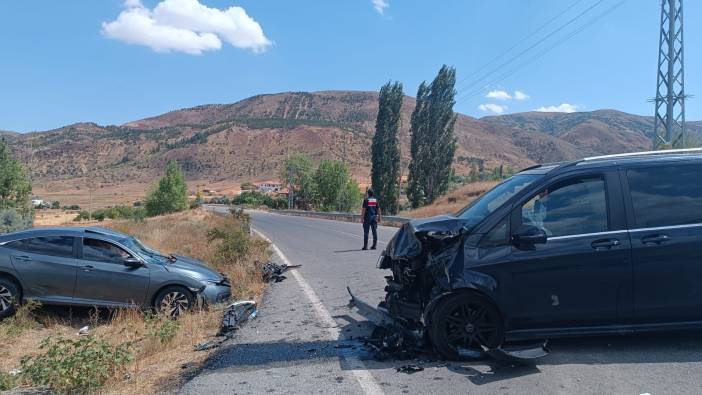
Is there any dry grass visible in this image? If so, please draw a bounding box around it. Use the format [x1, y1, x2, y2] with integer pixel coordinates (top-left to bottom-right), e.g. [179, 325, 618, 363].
[403, 181, 499, 218]
[33, 209, 82, 227]
[0, 209, 270, 394]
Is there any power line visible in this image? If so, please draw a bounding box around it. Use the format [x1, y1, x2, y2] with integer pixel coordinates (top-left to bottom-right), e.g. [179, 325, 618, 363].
[455, 0, 605, 97]
[456, 0, 628, 104]
[455, 0, 587, 87]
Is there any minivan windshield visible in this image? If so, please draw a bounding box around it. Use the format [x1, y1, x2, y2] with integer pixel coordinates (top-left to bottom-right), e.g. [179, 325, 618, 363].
[456, 174, 541, 227]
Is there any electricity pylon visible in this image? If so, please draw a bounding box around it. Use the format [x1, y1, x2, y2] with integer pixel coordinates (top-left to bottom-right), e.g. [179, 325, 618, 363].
[653, 0, 686, 149]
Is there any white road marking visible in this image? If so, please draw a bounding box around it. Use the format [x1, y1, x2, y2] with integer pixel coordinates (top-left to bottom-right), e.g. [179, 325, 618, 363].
[252, 228, 385, 395]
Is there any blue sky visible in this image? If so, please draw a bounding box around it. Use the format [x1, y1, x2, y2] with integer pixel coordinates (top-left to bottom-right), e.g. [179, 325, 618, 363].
[0, 0, 699, 132]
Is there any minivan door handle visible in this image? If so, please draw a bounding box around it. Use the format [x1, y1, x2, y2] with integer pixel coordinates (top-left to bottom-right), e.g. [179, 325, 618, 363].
[641, 234, 670, 245]
[13, 255, 32, 262]
[591, 239, 621, 250]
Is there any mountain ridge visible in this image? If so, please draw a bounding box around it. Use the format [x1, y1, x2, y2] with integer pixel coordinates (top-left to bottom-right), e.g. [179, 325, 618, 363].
[4, 90, 699, 200]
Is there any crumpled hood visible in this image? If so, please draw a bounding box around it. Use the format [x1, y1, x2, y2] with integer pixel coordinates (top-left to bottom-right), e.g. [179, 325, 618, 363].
[385, 215, 469, 260]
[166, 254, 222, 282]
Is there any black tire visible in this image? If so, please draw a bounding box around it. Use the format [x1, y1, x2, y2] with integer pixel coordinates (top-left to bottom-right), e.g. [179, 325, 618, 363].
[154, 286, 194, 319]
[429, 292, 504, 360]
[0, 278, 20, 320]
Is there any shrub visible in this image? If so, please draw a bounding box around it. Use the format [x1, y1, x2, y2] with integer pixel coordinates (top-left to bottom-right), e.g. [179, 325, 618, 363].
[0, 208, 32, 234]
[145, 161, 189, 216]
[145, 314, 180, 345]
[0, 300, 41, 337]
[207, 210, 265, 263]
[73, 206, 147, 222]
[20, 336, 133, 394]
[0, 371, 17, 391]
[63, 204, 80, 211]
[51, 201, 60, 209]
[231, 191, 287, 209]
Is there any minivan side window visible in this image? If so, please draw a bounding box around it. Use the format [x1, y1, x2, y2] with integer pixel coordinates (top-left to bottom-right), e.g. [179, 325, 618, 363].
[520, 176, 608, 237]
[5, 236, 74, 258]
[627, 164, 702, 228]
[82, 238, 132, 264]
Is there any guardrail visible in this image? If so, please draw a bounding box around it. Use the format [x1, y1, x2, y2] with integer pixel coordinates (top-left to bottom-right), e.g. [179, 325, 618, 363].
[205, 205, 412, 227]
[272, 210, 411, 227]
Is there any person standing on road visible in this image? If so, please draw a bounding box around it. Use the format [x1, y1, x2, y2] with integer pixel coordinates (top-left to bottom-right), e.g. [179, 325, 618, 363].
[361, 188, 381, 250]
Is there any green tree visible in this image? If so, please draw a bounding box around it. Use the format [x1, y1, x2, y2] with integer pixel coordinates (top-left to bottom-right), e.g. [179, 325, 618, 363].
[371, 81, 403, 215]
[338, 178, 362, 212]
[145, 161, 189, 216]
[407, 65, 458, 208]
[313, 159, 349, 211]
[0, 140, 32, 213]
[280, 154, 315, 210]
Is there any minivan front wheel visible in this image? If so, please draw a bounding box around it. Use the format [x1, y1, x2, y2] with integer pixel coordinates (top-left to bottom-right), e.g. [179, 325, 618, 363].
[155, 286, 194, 319]
[430, 293, 504, 360]
[0, 278, 20, 319]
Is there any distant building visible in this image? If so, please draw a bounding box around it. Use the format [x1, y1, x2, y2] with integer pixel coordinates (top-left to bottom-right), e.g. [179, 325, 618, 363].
[31, 199, 44, 208]
[255, 182, 282, 194]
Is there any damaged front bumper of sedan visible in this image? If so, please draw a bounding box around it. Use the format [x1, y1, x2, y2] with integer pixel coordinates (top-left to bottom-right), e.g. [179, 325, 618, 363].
[349, 216, 548, 363]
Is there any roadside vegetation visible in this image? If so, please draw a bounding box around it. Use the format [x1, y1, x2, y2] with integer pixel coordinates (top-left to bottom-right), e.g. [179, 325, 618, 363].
[0, 209, 269, 394]
[0, 140, 33, 233]
[280, 153, 362, 212]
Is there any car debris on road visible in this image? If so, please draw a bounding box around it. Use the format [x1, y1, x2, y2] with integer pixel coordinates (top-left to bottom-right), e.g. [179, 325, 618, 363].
[194, 300, 258, 351]
[348, 287, 548, 365]
[261, 261, 301, 283]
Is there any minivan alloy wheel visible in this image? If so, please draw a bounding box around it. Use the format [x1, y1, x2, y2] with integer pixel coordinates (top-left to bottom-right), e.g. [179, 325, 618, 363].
[444, 302, 500, 350]
[160, 291, 190, 318]
[0, 286, 13, 312]
[430, 294, 504, 359]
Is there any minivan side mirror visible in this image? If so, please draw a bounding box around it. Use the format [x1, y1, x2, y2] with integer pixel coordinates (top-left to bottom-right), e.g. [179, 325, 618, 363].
[124, 257, 144, 268]
[512, 224, 548, 246]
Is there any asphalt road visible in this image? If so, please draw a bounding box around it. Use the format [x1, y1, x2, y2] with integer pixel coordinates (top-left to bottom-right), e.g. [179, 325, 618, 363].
[181, 210, 702, 395]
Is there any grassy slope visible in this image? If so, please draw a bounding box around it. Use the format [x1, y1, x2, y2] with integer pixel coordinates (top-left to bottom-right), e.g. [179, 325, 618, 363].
[403, 181, 499, 218]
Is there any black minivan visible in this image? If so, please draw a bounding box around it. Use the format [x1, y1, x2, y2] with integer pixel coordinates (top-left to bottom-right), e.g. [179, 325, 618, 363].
[377, 149, 702, 359]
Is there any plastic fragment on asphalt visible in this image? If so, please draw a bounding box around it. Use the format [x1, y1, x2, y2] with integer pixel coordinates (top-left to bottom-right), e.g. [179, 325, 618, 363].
[193, 300, 258, 351]
[396, 364, 424, 374]
[481, 341, 550, 364]
[261, 261, 302, 283]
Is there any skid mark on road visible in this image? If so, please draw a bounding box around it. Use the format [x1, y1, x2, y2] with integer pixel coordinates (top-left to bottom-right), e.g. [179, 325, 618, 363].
[252, 228, 384, 395]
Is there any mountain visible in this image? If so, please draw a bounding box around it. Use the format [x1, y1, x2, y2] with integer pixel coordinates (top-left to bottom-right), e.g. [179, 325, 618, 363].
[481, 110, 702, 154]
[3, 90, 698, 203]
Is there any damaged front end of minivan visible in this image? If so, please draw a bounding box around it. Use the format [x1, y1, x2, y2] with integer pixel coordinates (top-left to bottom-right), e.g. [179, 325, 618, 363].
[350, 215, 548, 362]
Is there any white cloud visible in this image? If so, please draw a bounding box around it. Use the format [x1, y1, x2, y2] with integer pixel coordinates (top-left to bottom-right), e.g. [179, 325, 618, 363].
[478, 103, 507, 114]
[514, 90, 530, 101]
[372, 0, 389, 14]
[535, 103, 579, 113]
[102, 0, 272, 55]
[486, 90, 512, 101]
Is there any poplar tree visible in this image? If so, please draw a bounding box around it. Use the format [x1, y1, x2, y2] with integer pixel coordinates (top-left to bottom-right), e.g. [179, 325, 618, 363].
[371, 81, 403, 215]
[407, 66, 458, 208]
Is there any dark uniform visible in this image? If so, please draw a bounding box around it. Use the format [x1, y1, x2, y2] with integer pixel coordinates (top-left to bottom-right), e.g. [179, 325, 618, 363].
[362, 195, 379, 250]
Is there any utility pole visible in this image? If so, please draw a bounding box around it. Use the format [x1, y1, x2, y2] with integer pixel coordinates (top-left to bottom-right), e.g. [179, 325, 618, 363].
[653, 0, 686, 149]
